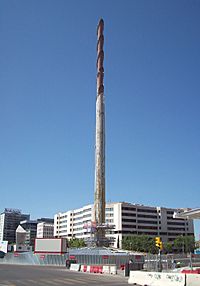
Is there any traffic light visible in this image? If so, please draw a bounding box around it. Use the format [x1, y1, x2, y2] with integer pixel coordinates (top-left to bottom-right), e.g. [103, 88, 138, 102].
[155, 237, 163, 250]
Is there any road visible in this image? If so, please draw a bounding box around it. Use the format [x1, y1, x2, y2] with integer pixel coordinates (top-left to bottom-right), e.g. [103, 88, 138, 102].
[0, 264, 129, 286]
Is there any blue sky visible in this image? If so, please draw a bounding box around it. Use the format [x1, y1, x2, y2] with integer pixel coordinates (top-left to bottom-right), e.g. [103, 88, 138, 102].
[0, 1, 200, 237]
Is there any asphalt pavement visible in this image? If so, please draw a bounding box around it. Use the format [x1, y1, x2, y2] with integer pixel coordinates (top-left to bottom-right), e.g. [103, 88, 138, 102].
[0, 264, 129, 286]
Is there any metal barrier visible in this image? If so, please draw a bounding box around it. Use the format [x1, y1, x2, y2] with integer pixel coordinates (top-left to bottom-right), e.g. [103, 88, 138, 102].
[0, 252, 68, 266]
[144, 253, 200, 272]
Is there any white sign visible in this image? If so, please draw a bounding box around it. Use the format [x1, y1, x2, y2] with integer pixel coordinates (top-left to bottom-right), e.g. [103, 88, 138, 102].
[0, 241, 8, 253]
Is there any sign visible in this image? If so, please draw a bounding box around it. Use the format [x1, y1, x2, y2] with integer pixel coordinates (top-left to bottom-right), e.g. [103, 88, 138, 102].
[0, 241, 8, 253]
[83, 221, 97, 233]
[5, 208, 21, 214]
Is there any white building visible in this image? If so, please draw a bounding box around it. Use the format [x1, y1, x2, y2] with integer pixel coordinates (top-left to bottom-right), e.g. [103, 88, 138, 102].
[37, 222, 54, 238]
[16, 225, 27, 245]
[54, 202, 194, 248]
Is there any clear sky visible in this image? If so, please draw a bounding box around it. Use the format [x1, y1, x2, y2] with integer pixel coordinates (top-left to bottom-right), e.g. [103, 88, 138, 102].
[0, 1, 200, 237]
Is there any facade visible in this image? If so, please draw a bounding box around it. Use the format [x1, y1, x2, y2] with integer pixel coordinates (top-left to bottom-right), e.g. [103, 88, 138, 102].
[16, 225, 27, 245]
[20, 218, 54, 246]
[54, 202, 194, 248]
[174, 208, 200, 219]
[37, 222, 54, 238]
[20, 220, 38, 247]
[0, 208, 30, 243]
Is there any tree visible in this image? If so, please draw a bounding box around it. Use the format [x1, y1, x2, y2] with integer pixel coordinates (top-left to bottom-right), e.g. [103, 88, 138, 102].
[122, 235, 157, 254]
[164, 242, 173, 254]
[68, 238, 86, 248]
[184, 236, 195, 253]
[174, 235, 195, 254]
[174, 236, 185, 253]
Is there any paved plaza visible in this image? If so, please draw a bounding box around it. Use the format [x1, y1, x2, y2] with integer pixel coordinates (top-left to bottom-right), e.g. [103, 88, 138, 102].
[0, 264, 129, 286]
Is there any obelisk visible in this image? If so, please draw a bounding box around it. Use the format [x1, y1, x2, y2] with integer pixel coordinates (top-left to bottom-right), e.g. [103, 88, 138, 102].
[94, 19, 105, 246]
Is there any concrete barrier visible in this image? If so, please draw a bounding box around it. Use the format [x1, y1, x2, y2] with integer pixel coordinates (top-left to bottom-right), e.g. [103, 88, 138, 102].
[128, 271, 185, 286]
[110, 265, 117, 275]
[102, 265, 110, 274]
[70, 263, 80, 271]
[80, 265, 87, 272]
[186, 274, 200, 286]
[86, 265, 91, 272]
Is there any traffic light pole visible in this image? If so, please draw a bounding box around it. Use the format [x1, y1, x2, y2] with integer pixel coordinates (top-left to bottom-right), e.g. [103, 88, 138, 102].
[158, 249, 163, 272]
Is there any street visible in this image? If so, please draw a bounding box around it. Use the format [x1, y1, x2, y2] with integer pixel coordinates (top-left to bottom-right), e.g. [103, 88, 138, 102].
[0, 264, 129, 286]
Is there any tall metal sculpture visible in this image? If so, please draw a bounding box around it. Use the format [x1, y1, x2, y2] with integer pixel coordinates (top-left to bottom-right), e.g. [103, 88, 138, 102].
[94, 19, 106, 246]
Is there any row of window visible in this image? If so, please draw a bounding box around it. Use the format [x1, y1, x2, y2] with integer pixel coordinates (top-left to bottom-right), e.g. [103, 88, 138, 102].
[122, 225, 158, 230]
[73, 208, 92, 216]
[122, 219, 187, 226]
[106, 219, 114, 223]
[167, 221, 187, 226]
[168, 227, 187, 231]
[122, 207, 157, 214]
[105, 208, 114, 212]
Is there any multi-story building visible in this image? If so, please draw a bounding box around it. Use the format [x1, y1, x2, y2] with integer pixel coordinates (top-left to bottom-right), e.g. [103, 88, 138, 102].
[54, 202, 194, 248]
[0, 208, 30, 243]
[20, 220, 38, 247]
[37, 222, 54, 238]
[20, 218, 54, 246]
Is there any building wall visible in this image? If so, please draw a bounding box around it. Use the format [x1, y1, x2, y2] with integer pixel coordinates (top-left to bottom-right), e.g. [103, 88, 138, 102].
[0, 214, 5, 241]
[37, 222, 54, 238]
[54, 202, 194, 248]
[120, 203, 194, 244]
[20, 218, 54, 246]
[20, 220, 38, 247]
[0, 209, 30, 244]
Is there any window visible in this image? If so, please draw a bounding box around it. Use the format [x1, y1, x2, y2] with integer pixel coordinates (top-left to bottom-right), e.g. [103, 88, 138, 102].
[122, 207, 136, 211]
[137, 209, 157, 214]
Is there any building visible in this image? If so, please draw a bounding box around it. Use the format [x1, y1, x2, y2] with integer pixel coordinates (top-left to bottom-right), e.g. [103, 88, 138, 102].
[54, 202, 194, 248]
[16, 225, 27, 245]
[20, 219, 38, 247]
[15, 225, 32, 252]
[37, 222, 54, 238]
[0, 208, 30, 244]
[20, 218, 54, 247]
[174, 208, 200, 219]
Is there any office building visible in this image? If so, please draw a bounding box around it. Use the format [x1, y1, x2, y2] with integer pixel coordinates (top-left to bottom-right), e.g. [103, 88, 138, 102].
[37, 221, 54, 238]
[54, 202, 194, 248]
[0, 208, 30, 244]
[20, 218, 54, 246]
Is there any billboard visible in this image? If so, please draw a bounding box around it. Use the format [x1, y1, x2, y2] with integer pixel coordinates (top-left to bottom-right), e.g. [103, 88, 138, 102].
[34, 238, 67, 254]
[0, 241, 8, 253]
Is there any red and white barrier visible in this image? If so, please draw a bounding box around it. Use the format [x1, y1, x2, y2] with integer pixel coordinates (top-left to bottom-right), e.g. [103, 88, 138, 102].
[80, 265, 87, 272]
[80, 264, 117, 275]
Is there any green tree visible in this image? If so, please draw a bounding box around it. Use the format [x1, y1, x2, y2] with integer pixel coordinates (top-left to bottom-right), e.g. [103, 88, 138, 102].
[174, 236, 185, 253]
[122, 235, 157, 254]
[184, 236, 195, 253]
[174, 235, 195, 254]
[164, 242, 173, 253]
[68, 238, 86, 248]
